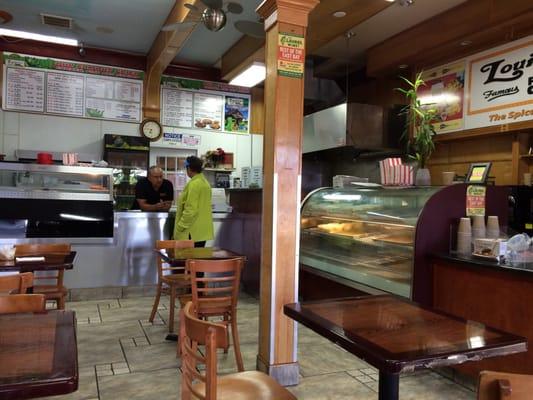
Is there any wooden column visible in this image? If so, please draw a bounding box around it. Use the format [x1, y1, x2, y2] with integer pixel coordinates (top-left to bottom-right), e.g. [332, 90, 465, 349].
[256, 0, 318, 386]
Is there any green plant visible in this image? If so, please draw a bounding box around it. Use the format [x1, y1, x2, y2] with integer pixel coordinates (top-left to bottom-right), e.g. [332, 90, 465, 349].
[396, 72, 440, 169]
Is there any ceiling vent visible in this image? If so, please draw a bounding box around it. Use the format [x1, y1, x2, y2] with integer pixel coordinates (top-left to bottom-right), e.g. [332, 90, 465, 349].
[40, 13, 73, 29]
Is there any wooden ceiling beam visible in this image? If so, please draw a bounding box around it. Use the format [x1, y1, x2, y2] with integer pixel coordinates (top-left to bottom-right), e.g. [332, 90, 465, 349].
[220, 0, 392, 82]
[366, 0, 533, 77]
[143, 0, 200, 119]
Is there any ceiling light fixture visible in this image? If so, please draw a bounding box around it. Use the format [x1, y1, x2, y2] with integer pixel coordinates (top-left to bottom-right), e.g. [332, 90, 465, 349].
[229, 62, 265, 88]
[332, 11, 346, 18]
[0, 27, 78, 46]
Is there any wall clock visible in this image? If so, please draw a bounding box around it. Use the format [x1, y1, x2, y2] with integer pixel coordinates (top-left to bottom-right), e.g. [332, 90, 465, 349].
[140, 119, 163, 141]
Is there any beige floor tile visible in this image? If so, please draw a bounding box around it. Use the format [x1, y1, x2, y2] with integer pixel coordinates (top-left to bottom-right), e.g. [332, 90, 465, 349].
[400, 372, 475, 400]
[98, 368, 180, 400]
[124, 342, 180, 373]
[289, 372, 378, 400]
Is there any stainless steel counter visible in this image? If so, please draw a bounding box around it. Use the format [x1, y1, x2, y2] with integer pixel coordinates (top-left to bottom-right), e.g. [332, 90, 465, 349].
[0, 211, 231, 289]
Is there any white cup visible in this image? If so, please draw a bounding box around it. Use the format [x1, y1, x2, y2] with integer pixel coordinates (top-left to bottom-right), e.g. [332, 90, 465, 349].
[524, 173, 532, 186]
[487, 216, 499, 238]
[442, 171, 455, 185]
[472, 215, 486, 239]
[457, 232, 472, 255]
[458, 217, 471, 233]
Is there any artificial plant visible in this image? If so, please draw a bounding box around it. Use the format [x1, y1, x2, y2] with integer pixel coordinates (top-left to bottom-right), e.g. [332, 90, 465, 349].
[396, 72, 440, 169]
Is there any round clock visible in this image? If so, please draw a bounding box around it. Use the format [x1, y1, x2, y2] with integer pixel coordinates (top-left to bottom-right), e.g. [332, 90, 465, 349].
[140, 119, 163, 141]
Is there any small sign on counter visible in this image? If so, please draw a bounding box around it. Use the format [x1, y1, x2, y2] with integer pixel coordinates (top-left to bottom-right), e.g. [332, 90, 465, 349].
[466, 185, 486, 216]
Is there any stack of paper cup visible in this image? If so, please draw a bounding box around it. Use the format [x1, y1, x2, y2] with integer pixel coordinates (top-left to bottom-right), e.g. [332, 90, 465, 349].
[472, 216, 486, 239]
[457, 217, 472, 255]
[487, 216, 500, 239]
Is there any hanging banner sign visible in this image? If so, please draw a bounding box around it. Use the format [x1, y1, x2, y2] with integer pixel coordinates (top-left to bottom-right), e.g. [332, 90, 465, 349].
[277, 32, 305, 79]
[466, 36, 533, 129]
[466, 185, 486, 216]
[420, 61, 465, 133]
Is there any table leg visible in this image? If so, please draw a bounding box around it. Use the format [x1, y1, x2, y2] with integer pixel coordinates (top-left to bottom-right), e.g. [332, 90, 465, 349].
[378, 371, 399, 400]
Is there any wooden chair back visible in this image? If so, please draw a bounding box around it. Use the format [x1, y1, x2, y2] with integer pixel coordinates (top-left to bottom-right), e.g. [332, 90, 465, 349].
[155, 240, 194, 279]
[181, 301, 228, 400]
[478, 370, 533, 400]
[15, 243, 71, 256]
[0, 294, 46, 314]
[186, 257, 244, 316]
[0, 272, 33, 294]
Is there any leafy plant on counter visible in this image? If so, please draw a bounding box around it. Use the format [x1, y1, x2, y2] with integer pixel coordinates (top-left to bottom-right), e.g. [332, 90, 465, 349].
[396, 72, 440, 169]
[86, 108, 104, 118]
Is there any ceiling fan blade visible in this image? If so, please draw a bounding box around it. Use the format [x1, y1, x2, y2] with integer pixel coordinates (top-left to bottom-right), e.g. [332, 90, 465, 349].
[226, 2, 243, 14]
[161, 21, 198, 32]
[201, 0, 223, 9]
[184, 3, 200, 12]
[234, 20, 265, 39]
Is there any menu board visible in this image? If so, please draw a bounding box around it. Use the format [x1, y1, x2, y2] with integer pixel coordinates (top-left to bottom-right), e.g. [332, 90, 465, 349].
[161, 78, 251, 134]
[2, 52, 143, 123]
[46, 72, 84, 116]
[193, 93, 223, 130]
[5, 68, 45, 112]
[162, 89, 193, 127]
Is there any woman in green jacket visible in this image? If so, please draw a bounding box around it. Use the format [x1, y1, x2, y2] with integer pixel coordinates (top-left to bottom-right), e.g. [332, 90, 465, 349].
[173, 156, 214, 247]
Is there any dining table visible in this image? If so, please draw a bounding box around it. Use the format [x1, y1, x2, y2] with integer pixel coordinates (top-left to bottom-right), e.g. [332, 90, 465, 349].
[0, 251, 77, 273]
[284, 295, 527, 400]
[0, 310, 78, 399]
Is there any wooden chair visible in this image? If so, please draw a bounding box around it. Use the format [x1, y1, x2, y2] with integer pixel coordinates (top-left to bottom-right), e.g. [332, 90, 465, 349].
[0, 294, 46, 314]
[0, 272, 33, 294]
[186, 257, 245, 372]
[15, 243, 71, 310]
[149, 240, 194, 333]
[180, 301, 296, 400]
[478, 370, 533, 400]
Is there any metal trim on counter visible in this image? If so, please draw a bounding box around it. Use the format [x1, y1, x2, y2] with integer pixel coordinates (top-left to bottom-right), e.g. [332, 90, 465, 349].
[0, 162, 113, 175]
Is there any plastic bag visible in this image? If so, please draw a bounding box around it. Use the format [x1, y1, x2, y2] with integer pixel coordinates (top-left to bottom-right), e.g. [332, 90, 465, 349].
[0, 245, 15, 261]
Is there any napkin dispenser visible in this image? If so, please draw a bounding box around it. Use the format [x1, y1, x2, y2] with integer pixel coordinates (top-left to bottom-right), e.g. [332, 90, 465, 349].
[473, 238, 507, 257]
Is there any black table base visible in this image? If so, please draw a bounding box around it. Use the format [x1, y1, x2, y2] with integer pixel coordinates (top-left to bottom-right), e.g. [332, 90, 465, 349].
[379, 371, 399, 400]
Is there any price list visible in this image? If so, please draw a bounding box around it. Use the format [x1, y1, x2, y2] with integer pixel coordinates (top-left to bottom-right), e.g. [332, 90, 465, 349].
[162, 88, 194, 127]
[46, 72, 84, 116]
[5, 67, 45, 112]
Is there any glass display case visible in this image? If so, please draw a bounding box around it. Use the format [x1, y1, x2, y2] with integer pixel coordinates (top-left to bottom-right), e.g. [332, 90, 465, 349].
[0, 163, 114, 238]
[300, 186, 440, 298]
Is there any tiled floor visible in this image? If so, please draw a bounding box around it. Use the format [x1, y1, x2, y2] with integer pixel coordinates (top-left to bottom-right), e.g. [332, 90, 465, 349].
[45, 294, 476, 400]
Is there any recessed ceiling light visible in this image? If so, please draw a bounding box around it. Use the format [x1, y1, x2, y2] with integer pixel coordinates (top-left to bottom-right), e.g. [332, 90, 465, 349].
[229, 62, 266, 88]
[332, 11, 346, 18]
[460, 40, 472, 46]
[398, 64, 408, 69]
[385, 0, 396, 2]
[0, 27, 78, 46]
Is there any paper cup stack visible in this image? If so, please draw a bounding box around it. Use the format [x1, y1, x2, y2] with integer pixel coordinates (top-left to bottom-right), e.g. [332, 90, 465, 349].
[457, 217, 472, 255]
[472, 216, 486, 239]
[487, 216, 500, 239]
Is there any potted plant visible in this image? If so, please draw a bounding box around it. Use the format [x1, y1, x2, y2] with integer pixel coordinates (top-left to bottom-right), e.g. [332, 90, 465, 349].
[203, 148, 226, 168]
[396, 72, 440, 186]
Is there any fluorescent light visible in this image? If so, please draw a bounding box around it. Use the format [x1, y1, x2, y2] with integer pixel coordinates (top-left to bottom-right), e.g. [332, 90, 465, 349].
[229, 62, 265, 88]
[0, 28, 78, 46]
[60, 213, 101, 221]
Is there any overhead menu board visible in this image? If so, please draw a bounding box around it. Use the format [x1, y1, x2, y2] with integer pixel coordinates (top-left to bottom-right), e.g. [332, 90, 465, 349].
[2, 52, 143, 123]
[161, 76, 251, 134]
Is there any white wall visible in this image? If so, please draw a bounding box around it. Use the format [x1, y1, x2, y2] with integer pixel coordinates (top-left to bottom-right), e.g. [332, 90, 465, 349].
[0, 109, 263, 178]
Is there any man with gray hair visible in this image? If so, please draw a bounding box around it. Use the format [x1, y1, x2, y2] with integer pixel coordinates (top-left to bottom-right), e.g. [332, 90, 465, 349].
[132, 166, 174, 211]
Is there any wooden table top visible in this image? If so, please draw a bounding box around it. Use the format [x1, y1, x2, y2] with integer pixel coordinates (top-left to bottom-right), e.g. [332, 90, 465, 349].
[157, 247, 242, 264]
[0, 251, 76, 272]
[284, 295, 527, 373]
[0, 310, 78, 399]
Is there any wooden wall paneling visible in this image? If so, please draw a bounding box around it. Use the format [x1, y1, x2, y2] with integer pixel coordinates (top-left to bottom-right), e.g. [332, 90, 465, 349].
[433, 259, 533, 377]
[512, 133, 530, 184]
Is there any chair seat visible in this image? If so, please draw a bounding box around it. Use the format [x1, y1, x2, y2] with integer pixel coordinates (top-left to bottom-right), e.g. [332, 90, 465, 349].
[197, 298, 232, 316]
[192, 371, 296, 400]
[161, 275, 190, 287]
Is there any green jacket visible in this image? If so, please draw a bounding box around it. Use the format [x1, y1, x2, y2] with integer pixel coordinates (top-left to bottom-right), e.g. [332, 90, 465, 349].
[173, 173, 214, 242]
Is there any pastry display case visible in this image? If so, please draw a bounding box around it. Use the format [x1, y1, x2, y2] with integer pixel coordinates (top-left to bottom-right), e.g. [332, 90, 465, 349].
[300, 186, 440, 298]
